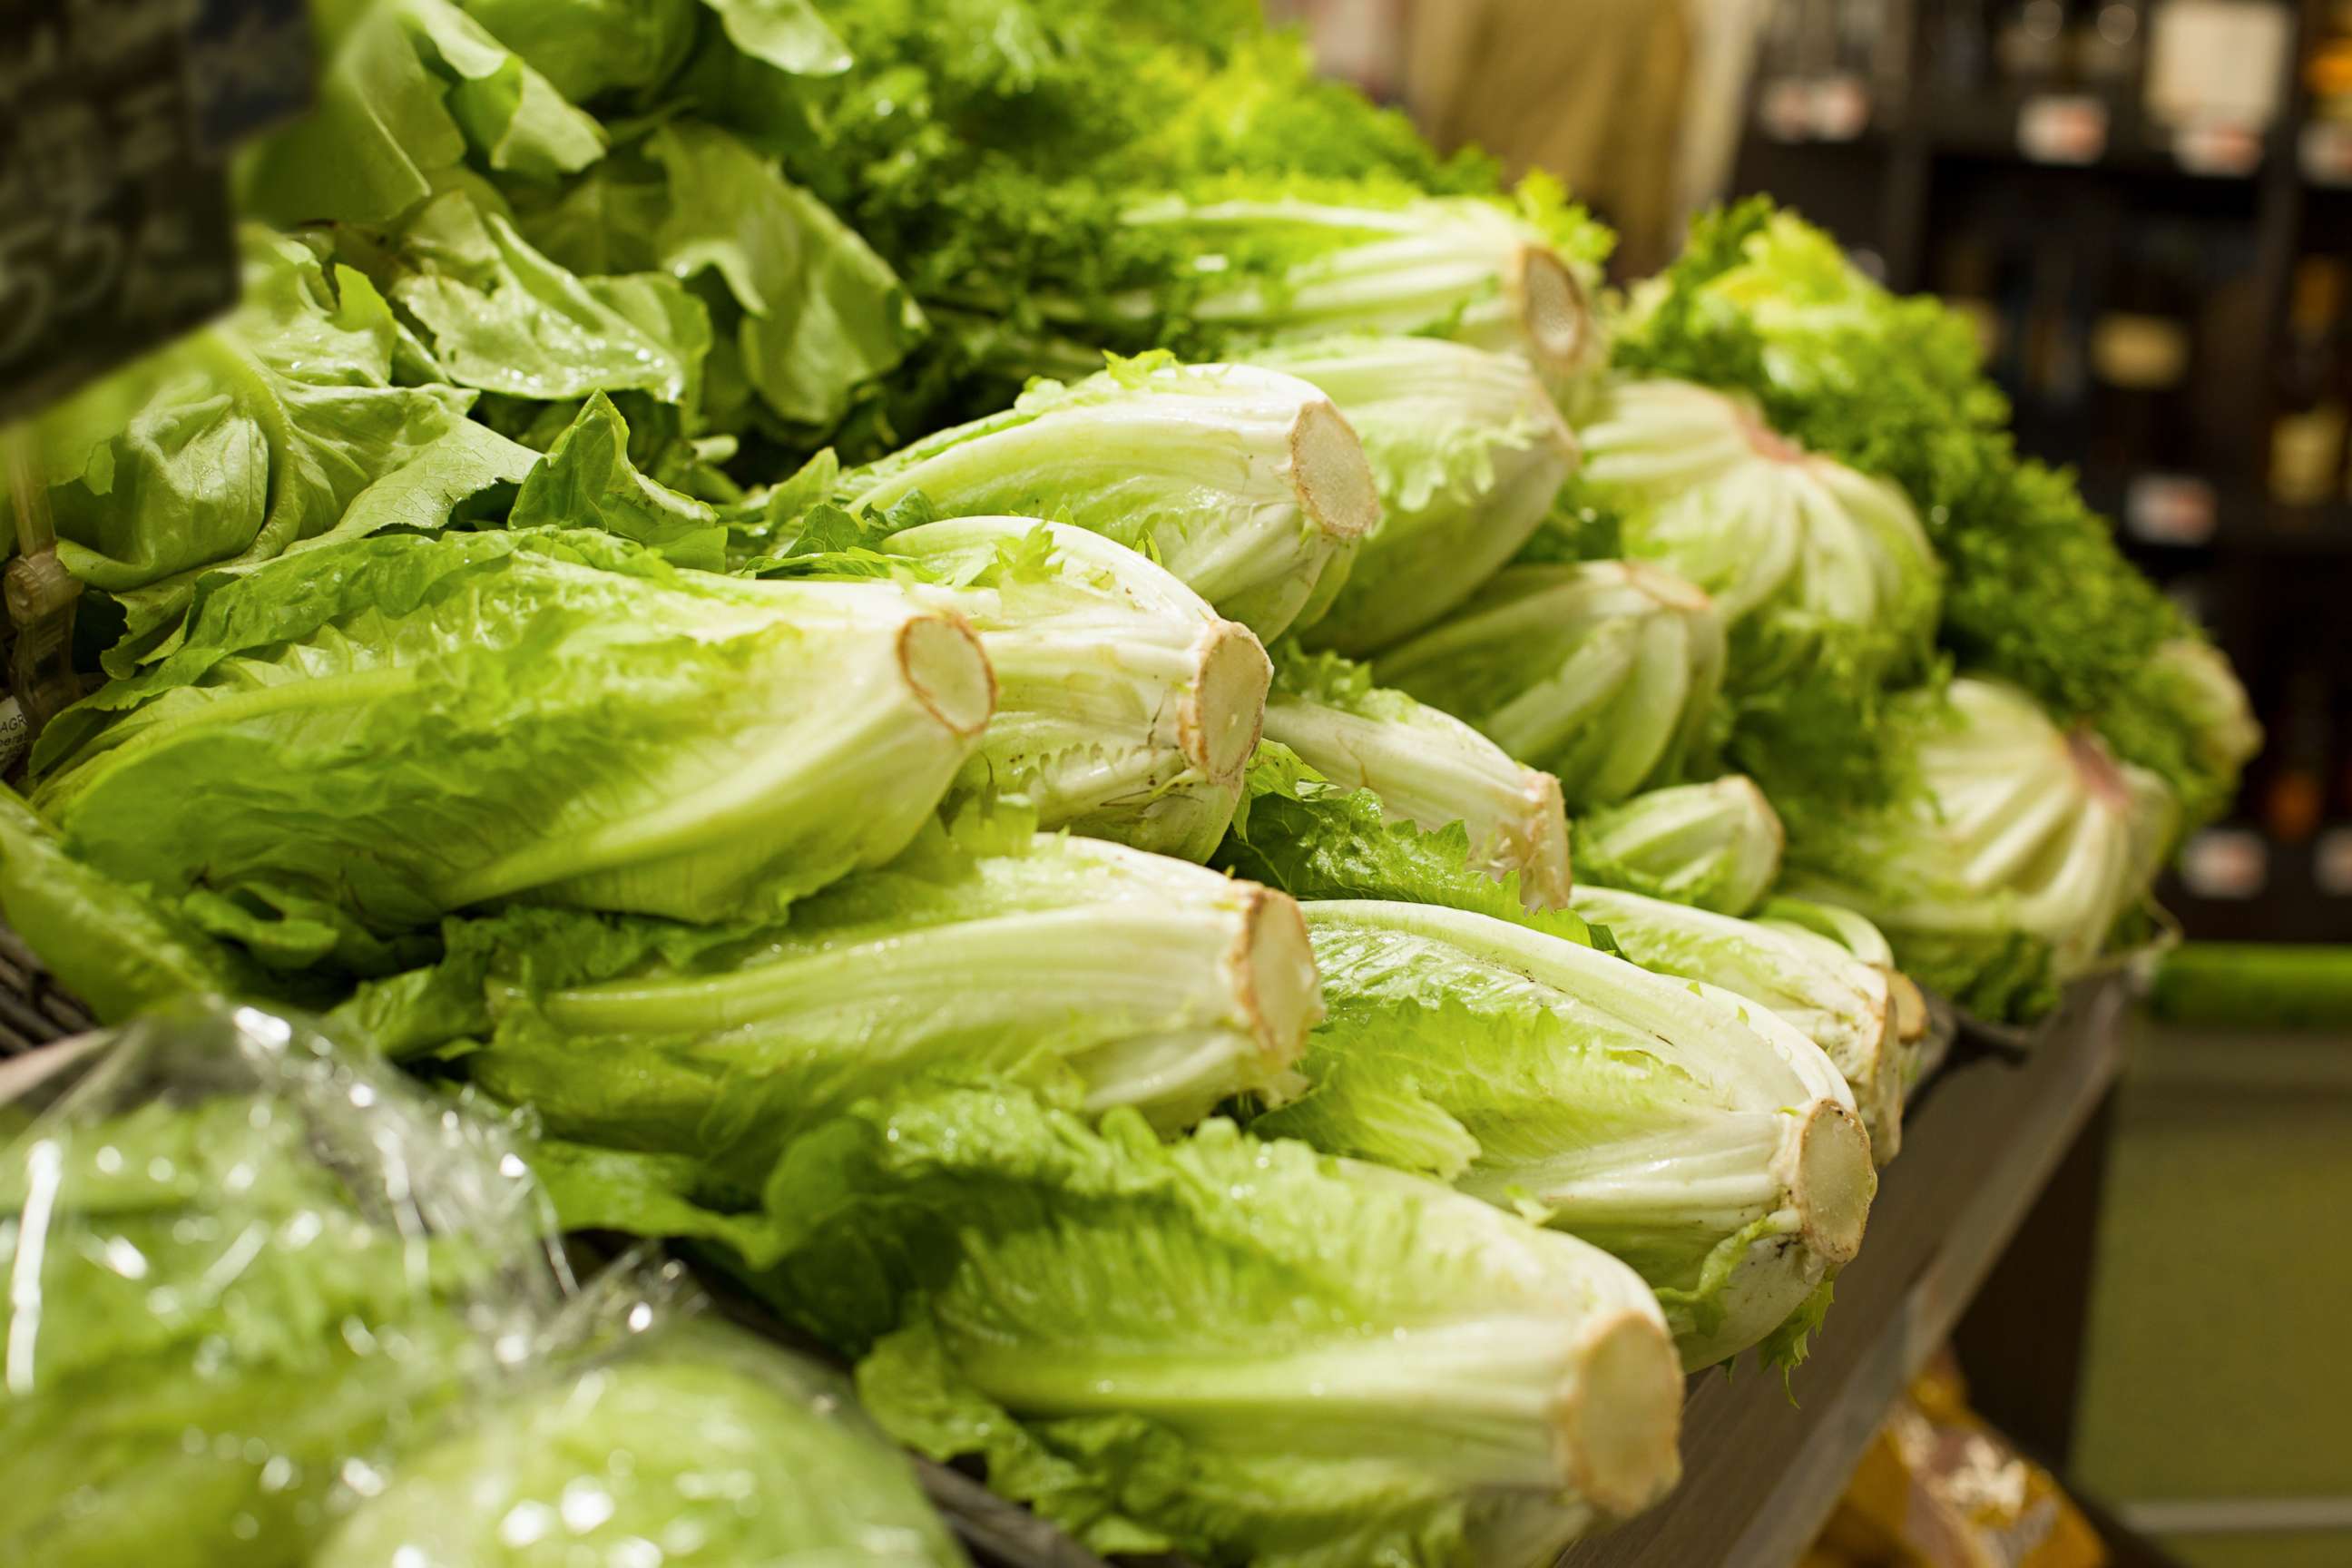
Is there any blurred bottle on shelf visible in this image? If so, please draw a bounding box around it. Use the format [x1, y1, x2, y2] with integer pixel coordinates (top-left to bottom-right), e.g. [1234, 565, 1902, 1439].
[2144, 0, 2293, 132]
[2073, 1, 2144, 91]
[1995, 0, 2073, 88]
[2087, 235, 2195, 483]
[2269, 259, 2350, 510]
[2263, 667, 2332, 846]
[1933, 0, 1995, 94]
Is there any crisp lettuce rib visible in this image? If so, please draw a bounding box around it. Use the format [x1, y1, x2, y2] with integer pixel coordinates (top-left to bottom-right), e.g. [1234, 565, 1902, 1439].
[1245, 335, 1580, 653]
[1259, 651, 1572, 907]
[1258, 899, 1876, 1371]
[1566, 886, 1905, 1162]
[546, 1086, 1682, 1568]
[886, 518, 1271, 861]
[846, 358, 1377, 640]
[1377, 560, 1727, 808]
[1571, 776, 1783, 916]
[29, 529, 992, 974]
[344, 820, 1321, 1175]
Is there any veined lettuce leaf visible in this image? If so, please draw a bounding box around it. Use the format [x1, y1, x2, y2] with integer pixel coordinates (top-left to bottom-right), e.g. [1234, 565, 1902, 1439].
[29, 529, 992, 975]
[541, 1085, 1684, 1568]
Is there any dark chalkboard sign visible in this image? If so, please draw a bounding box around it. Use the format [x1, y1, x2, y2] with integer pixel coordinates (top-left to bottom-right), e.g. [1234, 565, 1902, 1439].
[0, 0, 314, 424]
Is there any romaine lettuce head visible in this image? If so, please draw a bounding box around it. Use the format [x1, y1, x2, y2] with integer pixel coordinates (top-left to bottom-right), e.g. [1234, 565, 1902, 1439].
[1573, 377, 1940, 694]
[342, 816, 1319, 1173]
[885, 518, 1270, 860]
[314, 1315, 965, 1568]
[1757, 897, 1938, 1093]
[561, 1086, 1682, 1568]
[2094, 636, 2262, 841]
[29, 529, 993, 975]
[1255, 901, 1876, 1370]
[0, 1004, 552, 1568]
[14, 228, 524, 671]
[1564, 886, 1905, 1163]
[846, 358, 1378, 640]
[1241, 336, 1578, 653]
[1779, 678, 2180, 1023]
[1097, 188, 1606, 394]
[1377, 560, 1727, 808]
[1259, 650, 1572, 907]
[1571, 776, 1783, 916]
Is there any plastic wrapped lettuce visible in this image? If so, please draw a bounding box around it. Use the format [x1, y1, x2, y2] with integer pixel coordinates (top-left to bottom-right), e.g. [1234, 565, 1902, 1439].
[1777, 677, 2180, 1024]
[844, 358, 1378, 641]
[1245, 336, 1579, 653]
[1254, 901, 1876, 1371]
[1573, 377, 1940, 694]
[0, 1004, 554, 1568]
[0, 1003, 972, 1568]
[1258, 650, 1572, 908]
[313, 1270, 966, 1568]
[343, 811, 1319, 1175]
[28, 528, 994, 975]
[1377, 560, 1727, 808]
[882, 518, 1270, 861]
[1571, 776, 1783, 916]
[1563, 886, 1905, 1163]
[546, 1084, 1685, 1568]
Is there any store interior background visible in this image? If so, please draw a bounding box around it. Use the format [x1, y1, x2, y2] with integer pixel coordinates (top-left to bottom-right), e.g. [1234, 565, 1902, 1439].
[1268, 3, 2348, 1565]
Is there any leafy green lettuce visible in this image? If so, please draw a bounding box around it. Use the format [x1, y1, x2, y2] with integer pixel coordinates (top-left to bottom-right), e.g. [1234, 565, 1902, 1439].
[29, 529, 991, 974]
[1571, 776, 1783, 917]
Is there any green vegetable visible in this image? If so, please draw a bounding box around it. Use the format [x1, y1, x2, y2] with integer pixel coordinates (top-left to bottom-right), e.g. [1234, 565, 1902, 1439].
[1563, 885, 1906, 1161]
[545, 1085, 1685, 1568]
[2145, 942, 2352, 1031]
[1777, 678, 2179, 1023]
[1614, 201, 2244, 825]
[1377, 560, 1726, 808]
[13, 229, 506, 670]
[1245, 336, 1578, 654]
[343, 815, 1319, 1176]
[846, 358, 1378, 640]
[1254, 900, 1876, 1370]
[882, 518, 1271, 860]
[0, 1007, 545, 1568]
[313, 1316, 965, 1568]
[1573, 376, 1939, 693]
[1259, 650, 1572, 907]
[29, 529, 992, 974]
[1755, 897, 1937, 1093]
[1572, 777, 1783, 916]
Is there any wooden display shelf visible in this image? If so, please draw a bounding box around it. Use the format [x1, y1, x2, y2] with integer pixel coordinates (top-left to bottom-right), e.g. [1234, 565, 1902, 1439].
[1562, 979, 2131, 1568]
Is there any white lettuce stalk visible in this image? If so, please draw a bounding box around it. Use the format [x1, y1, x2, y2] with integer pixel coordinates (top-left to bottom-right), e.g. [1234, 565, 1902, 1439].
[28, 531, 995, 974]
[1779, 678, 2181, 1022]
[1246, 336, 1581, 652]
[847, 359, 1378, 641]
[1259, 899, 1877, 1370]
[1574, 377, 1940, 688]
[1259, 649, 1572, 908]
[349, 821, 1322, 1175]
[1759, 897, 1937, 1093]
[1573, 776, 1783, 916]
[1104, 193, 1605, 392]
[1567, 886, 1905, 1163]
[885, 519, 1270, 861]
[581, 1086, 1687, 1567]
[1377, 560, 1727, 808]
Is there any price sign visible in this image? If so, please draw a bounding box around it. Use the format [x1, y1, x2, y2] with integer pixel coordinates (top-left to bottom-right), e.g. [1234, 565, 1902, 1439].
[2017, 94, 2109, 165]
[0, 0, 312, 425]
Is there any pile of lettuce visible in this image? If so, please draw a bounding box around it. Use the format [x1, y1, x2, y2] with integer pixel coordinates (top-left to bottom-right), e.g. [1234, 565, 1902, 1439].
[0, 2, 2271, 1565]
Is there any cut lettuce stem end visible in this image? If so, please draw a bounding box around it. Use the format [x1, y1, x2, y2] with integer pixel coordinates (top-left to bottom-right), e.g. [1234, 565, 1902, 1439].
[1185, 622, 1275, 784]
[1511, 243, 1596, 384]
[1232, 885, 1323, 1062]
[1784, 1100, 1872, 1266]
[1553, 1306, 1685, 1517]
[1289, 398, 1382, 545]
[899, 612, 998, 739]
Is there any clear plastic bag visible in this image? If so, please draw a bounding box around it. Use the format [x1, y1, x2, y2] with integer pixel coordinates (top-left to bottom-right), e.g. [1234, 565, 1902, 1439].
[0, 1002, 965, 1568]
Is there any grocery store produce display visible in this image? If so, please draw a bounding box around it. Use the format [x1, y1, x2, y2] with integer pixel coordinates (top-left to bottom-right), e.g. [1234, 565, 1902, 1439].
[0, 2, 2256, 1564]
